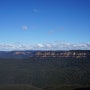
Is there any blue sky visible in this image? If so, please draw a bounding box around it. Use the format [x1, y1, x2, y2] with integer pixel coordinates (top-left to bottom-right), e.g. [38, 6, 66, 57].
[0, 0, 90, 50]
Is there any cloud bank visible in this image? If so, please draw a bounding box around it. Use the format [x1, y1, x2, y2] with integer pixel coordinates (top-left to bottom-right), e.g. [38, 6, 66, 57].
[0, 42, 90, 51]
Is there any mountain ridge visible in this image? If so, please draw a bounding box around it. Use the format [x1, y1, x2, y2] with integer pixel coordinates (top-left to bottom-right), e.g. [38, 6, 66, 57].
[0, 50, 90, 59]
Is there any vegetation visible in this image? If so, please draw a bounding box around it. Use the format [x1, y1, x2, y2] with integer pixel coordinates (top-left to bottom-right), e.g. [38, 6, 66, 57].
[0, 57, 90, 90]
[0, 84, 43, 90]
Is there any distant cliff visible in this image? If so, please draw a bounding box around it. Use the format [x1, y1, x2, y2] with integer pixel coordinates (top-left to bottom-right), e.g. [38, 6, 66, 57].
[0, 50, 90, 59]
[34, 50, 90, 59]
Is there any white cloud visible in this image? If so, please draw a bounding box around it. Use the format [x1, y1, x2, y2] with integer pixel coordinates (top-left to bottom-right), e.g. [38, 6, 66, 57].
[33, 9, 39, 13]
[0, 42, 90, 51]
[48, 27, 64, 35]
[37, 44, 44, 48]
[22, 26, 28, 30]
[48, 30, 55, 34]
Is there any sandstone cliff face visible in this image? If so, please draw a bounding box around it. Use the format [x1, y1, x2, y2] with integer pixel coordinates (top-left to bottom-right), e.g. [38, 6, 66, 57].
[35, 50, 90, 58]
[0, 50, 89, 59]
[14, 51, 31, 55]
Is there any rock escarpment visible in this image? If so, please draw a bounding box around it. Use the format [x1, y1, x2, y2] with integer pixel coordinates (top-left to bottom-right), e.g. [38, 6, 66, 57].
[34, 50, 90, 58]
[0, 50, 90, 59]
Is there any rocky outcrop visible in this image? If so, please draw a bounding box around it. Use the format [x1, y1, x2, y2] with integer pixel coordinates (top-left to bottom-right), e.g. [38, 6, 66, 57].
[0, 50, 90, 59]
[34, 50, 90, 58]
[14, 51, 31, 55]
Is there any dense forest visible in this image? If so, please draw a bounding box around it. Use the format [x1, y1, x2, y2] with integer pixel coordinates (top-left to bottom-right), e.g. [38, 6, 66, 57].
[0, 55, 90, 90]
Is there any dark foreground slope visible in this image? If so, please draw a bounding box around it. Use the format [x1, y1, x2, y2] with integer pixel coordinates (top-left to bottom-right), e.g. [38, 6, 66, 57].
[0, 56, 90, 90]
[0, 85, 90, 90]
[0, 84, 43, 90]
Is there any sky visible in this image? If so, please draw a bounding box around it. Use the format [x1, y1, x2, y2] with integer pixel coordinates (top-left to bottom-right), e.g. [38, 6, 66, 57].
[0, 0, 90, 50]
